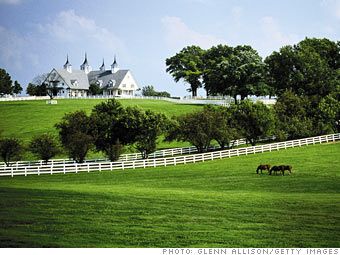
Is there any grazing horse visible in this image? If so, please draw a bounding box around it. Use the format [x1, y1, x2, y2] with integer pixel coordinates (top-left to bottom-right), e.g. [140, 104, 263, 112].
[269, 165, 292, 175]
[256, 164, 271, 174]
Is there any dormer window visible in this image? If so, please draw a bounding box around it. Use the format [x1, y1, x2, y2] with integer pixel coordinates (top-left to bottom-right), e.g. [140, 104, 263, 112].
[71, 80, 78, 87]
[108, 79, 116, 87]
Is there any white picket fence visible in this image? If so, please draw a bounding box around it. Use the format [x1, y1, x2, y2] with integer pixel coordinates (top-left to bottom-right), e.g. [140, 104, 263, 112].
[0, 136, 273, 168]
[0, 133, 338, 177]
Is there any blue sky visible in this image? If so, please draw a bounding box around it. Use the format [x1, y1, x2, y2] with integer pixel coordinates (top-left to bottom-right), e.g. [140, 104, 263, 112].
[0, 0, 339, 96]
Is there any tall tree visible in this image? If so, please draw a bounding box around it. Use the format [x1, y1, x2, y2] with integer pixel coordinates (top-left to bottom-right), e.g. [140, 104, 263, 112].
[166, 45, 205, 97]
[0, 137, 23, 166]
[203, 45, 266, 102]
[90, 100, 140, 161]
[235, 100, 275, 146]
[166, 109, 215, 152]
[265, 38, 340, 97]
[13, 80, 22, 95]
[134, 110, 168, 159]
[55, 111, 93, 163]
[0, 68, 13, 96]
[29, 134, 60, 164]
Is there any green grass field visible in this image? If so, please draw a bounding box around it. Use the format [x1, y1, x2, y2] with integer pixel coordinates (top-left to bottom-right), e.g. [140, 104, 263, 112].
[0, 99, 202, 141]
[0, 99, 202, 159]
[0, 142, 339, 247]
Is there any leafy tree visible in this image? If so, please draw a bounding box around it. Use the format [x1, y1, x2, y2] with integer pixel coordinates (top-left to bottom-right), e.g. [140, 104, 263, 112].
[0, 68, 13, 96]
[142, 85, 157, 96]
[0, 137, 23, 166]
[274, 91, 314, 140]
[265, 38, 339, 97]
[13, 80, 22, 95]
[55, 111, 93, 163]
[90, 100, 139, 161]
[235, 100, 275, 146]
[134, 110, 169, 159]
[27, 74, 48, 96]
[141, 85, 171, 97]
[46, 80, 62, 99]
[204, 105, 240, 149]
[315, 88, 340, 134]
[166, 45, 205, 97]
[29, 134, 60, 164]
[89, 83, 102, 95]
[166, 109, 215, 152]
[26, 83, 38, 96]
[203, 45, 266, 102]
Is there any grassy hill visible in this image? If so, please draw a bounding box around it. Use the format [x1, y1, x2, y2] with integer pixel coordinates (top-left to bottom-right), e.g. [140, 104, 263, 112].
[0, 142, 339, 247]
[0, 99, 203, 158]
[0, 99, 202, 141]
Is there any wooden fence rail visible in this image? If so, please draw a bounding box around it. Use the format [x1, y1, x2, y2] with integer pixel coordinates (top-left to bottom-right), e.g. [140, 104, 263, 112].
[0, 133, 338, 177]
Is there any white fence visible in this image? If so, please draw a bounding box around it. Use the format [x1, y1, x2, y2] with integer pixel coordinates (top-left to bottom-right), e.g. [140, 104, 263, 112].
[0, 133, 338, 177]
[0, 95, 276, 105]
[0, 136, 275, 168]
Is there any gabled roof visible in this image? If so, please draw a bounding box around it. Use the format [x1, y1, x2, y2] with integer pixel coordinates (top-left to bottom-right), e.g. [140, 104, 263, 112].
[88, 69, 129, 89]
[53, 69, 90, 90]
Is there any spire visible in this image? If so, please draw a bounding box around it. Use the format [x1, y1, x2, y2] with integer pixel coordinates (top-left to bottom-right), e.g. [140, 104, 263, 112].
[82, 52, 88, 65]
[100, 58, 105, 71]
[80, 52, 92, 74]
[111, 55, 119, 73]
[63, 54, 72, 73]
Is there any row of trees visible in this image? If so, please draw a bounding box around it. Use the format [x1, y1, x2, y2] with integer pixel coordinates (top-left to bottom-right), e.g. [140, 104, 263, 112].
[0, 68, 23, 96]
[166, 38, 339, 100]
[2, 90, 338, 165]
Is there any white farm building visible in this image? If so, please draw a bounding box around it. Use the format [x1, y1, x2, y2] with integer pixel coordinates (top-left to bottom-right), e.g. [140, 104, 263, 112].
[45, 54, 139, 97]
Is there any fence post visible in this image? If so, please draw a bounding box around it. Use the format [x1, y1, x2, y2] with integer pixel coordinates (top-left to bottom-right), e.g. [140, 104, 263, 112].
[50, 164, 53, 175]
[63, 164, 66, 174]
[11, 167, 13, 177]
[174, 158, 176, 166]
[99, 163, 101, 172]
[87, 163, 90, 173]
[75, 164, 78, 174]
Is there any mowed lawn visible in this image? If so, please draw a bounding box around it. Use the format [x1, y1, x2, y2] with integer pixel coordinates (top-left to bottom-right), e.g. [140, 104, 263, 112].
[0, 99, 202, 141]
[0, 142, 339, 247]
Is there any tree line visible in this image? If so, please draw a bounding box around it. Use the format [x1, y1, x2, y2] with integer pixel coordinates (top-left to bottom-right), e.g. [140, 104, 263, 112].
[1, 92, 339, 166]
[166, 37, 339, 101]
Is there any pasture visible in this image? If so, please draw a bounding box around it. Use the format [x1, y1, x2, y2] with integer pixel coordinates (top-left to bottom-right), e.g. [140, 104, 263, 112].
[0, 99, 202, 158]
[0, 142, 339, 247]
[0, 99, 202, 141]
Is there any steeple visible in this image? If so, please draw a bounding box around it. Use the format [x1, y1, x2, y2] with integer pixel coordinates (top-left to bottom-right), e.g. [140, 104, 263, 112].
[111, 55, 119, 73]
[63, 54, 72, 73]
[100, 58, 105, 71]
[80, 52, 92, 74]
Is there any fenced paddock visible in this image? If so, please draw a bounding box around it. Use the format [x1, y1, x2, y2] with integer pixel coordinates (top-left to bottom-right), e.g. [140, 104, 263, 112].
[0, 133, 338, 177]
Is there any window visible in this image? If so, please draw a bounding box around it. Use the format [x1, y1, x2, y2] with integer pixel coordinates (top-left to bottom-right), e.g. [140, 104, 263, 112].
[122, 84, 126, 88]
[131, 84, 134, 88]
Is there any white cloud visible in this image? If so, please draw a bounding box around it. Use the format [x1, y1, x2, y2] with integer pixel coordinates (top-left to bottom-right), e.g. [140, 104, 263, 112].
[161, 16, 226, 50]
[259, 16, 300, 55]
[38, 9, 125, 52]
[0, 0, 21, 4]
[0, 25, 37, 70]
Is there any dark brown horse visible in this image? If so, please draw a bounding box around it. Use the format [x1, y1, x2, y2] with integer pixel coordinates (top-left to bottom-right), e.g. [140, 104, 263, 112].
[269, 165, 292, 175]
[256, 164, 271, 174]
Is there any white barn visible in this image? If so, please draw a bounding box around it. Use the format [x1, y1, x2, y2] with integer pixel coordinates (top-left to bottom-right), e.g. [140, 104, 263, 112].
[45, 54, 139, 97]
